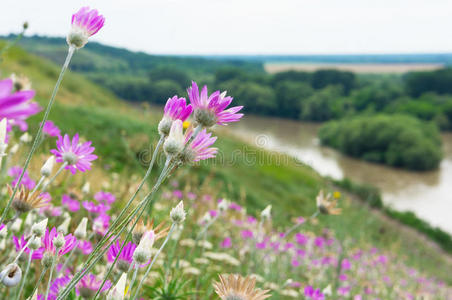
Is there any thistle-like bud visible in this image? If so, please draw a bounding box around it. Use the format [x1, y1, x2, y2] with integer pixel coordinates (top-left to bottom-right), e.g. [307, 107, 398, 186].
[133, 230, 155, 265]
[74, 217, 88, 239]
[10, 144, 19, 154]
[41, 252, 54, 268]
[11, 218, 22, 233]
[19, 132, 32, 143]
[261, 205, 272, 221]
[28, 236, 42, 251]
[158, 117, 173, 137]
[57, 217, 71, 235]
[217, 199, 229, 213]
[106, 272, 127, 300]
[41, 156, 55, 177]
[54, 232, 65, 249]
[31, 218, 48, 237]
[0, 263, 22, 287]
[24, 212, 34, 227]
[163, 120, 184, 156]
[170, 201, 186, 224]
[23, 22, 28, 30]
[0, 118, 7, 157]
[82, 182, 90, 195]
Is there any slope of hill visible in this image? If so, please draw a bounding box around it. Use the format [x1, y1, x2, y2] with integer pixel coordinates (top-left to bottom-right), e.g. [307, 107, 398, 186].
[0, 42, 451, 284]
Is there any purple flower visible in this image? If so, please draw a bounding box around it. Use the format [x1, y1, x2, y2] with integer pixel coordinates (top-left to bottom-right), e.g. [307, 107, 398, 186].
[107, 240, 136, 271]
[314, 236, 325, 248]
[51, 133, 97, 174]
[163, 96, 193, 122]
[61, 194, 80, 212]
[187, 81, 243, 127]
[42, 120, 61, 137]
[220, 237, 232, 249]
[76, 273, 111, 298]
[83, 201, 109, 215]
[187, 192, 196, 200]
[304, 286, 325, 300]
[295, 233, 308, 246]
[0, 78, 41, 132]
[77, 240, 93, 255]
[94, 191, 116, 205]
[229, 202, 242, 211]
[46, 275, 72, 300]
[8, 166, 35, 189]
[341, 258, 351, 271]
[172, 190, 183, 199]
[209, 210, 218, 218]
[291, 258, 300, 267]
[93, 214, 110, 235]
[68, 7, 105, 48]
[41, 227, 77, 257]
[241, 230, 254, 239]
[13, 235, 44, 260]
[183, 128, 217, 162]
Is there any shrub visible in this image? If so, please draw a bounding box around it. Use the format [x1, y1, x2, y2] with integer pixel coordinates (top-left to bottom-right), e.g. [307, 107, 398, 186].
[318, 114, 443, 170]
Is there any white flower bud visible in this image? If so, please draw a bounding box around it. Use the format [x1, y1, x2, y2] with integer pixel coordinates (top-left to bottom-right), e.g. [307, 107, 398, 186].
[0, 118, 7, 157]
[170, 201, 186, 224]
[19, 132, 32, 143]
[107, 272, 127, 300]
[11, 218, 22, 233]
[53, 232, 65, 249]
[28, 236, 42, 251]
[261, 205, 272, 221]
[0, 226, 7, 238]
[82, 182, 90, 195]
[0, 263, 22, 287]
[217, 199, 229, 213]
[322, 284, 332, 296]
[0, 239, 5, 251]
[74, 217, 88, 239]
[24, 212, 34, 227]
[31, 218, 48, 238]
[133, 230, 155, 264]
[41, 252, 54, 268]
[9, 144, 19, 154]
[199, 212, 212, 224]
[40, 156, 55, 177]
[158, 117, 172, 137]
[57, 217, 71, 235]
[163, 120, 184, 156]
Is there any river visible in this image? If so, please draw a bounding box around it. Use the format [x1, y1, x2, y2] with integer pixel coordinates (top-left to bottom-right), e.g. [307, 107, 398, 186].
[226, 115, 452, 234]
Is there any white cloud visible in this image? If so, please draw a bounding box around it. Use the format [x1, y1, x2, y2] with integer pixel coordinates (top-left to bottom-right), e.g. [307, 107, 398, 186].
[0, 0, 451, 54]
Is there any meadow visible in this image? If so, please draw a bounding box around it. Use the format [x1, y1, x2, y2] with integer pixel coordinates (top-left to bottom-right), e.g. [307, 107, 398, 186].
[0, 10, 451, 299]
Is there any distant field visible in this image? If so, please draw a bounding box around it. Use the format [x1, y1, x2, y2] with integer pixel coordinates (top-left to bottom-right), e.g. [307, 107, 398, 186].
[265, 62, 444, 74]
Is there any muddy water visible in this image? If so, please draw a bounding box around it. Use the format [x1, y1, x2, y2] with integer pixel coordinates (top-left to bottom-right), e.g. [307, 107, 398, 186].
[226, 115, 452, 233]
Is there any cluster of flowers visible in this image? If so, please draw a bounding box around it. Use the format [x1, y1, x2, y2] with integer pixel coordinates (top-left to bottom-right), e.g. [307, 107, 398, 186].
[158, 185, 452, 299]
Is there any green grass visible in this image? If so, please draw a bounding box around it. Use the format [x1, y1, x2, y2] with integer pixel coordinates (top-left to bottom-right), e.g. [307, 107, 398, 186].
[1, 43, 451, 284]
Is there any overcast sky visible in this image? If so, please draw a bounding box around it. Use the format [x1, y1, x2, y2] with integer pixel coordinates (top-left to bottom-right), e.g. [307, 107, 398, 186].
[0, 0, 451, 55]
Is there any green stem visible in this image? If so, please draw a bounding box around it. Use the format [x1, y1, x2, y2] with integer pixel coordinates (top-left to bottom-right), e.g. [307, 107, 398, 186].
[57, 240, 78, 277]
[132, 224, 175, 300]
[127, 266, 139, 298]
[0, 46, 75, 224]
[31, 176, 45, 194]
[284, 210, 319, 236]
[0, 28, 26, 58]
[61, 158, 175, 300]
[16, 250, 32, 300]
[44, 252, 59, 300]
[29, 267, 47, 300]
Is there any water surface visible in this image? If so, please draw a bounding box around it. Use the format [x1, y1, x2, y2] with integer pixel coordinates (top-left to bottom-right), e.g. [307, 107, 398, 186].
[226, 115, 452, 233]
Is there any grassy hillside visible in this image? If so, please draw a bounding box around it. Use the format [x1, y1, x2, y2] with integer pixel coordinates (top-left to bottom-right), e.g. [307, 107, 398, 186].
[1, 42, 451, 286]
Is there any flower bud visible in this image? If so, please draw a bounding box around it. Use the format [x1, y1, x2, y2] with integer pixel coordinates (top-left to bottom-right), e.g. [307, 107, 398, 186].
[133, 230, 155, 265]
[42, 252, 54, 268]
[57, 217, 71, 235]
[11, 218, 22, 233]
[0, 118, 7, 155]
[24, 212, 34, 227]
[53, 232, 65, 249]
[158, 117, 172, 136]
[41, 156, 55, 177]
[28, 236, 42, 250]
[0, 263, 22, 287]
[170, 201, 186, 224]
[217, 199, 229, 213]
[163, 120, 184, 156]
[74, 217, 88, 239]
[0, 226, 7, 238]
[107, 272, 127, 300]
[82, 182, 90, 195]
[10, 144, 19, 154]
[31, 218, 48, 237]
[19, 132, 32, 143]
[261, 205, 272, 221]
